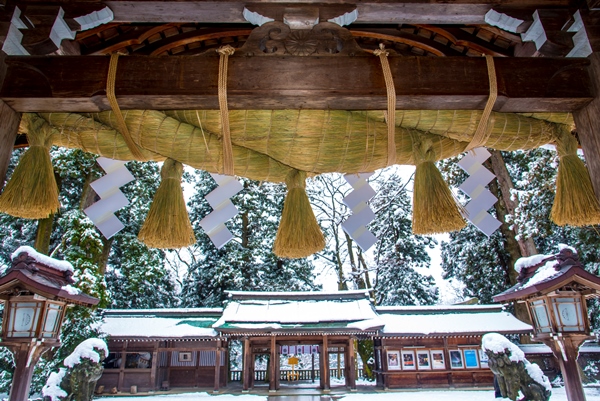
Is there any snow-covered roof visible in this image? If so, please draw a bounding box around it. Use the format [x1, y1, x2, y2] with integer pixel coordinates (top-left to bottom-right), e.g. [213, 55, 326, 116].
[376, 304, 503, 314]
[100, 309, 221, 339]
[494, 247, 600, 302]
[215, 291, 382, 332]
[519, 341, 600, 355]
[378, 306, 532, 336]
[11, 245, 74, 273]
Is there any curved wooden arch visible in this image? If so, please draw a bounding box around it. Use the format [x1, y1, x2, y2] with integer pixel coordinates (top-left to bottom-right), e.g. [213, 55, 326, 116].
[75, 23, 519, 58]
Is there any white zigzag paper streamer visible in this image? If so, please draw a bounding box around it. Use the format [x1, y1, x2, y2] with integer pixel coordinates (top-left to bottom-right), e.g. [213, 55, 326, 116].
[84, 157, 134, 239]
[458, 148, 502, 237]
[199, 174, 243, 249]
[341, 173, 378, 252]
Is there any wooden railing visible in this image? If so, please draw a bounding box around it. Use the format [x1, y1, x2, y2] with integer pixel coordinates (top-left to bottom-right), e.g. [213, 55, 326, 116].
[229, 368, 364, 382]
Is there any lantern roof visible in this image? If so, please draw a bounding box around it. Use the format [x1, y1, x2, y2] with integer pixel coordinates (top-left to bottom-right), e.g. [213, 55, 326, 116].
[0, 247, 99, 307]
[493, 247, 600, 303]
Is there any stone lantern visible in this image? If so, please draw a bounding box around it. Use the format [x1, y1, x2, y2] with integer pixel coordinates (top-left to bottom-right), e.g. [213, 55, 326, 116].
[494, 247, 600, 401]
[0, 247, 98, 401]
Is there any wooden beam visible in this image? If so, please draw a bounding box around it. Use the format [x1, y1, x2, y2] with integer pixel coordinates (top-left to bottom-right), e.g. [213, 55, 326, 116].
[8, 0, 576, 25]
[1, 55, 592, 113]
[0, 100, 20, 191]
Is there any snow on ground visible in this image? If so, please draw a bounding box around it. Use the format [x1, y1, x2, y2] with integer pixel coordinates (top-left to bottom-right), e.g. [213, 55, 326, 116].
[93, 387, 600, 401]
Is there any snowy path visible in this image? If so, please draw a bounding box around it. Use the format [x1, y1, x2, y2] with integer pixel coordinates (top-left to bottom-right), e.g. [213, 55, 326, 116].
[96, 387, 600, 401]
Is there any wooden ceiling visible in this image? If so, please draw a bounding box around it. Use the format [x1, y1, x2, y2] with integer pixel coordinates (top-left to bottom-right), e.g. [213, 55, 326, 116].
[75, 22, 520, 58]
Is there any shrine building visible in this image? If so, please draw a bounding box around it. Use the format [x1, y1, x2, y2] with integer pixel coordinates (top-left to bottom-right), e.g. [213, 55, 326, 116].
[97, 290, 554, 393]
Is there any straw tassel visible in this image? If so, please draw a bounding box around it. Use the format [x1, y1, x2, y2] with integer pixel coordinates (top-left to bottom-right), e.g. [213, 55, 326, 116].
[138, 159, 196, 248]
[0, 114, 60, 219]
[412, 137, 466, 234]
[551, 128, 600, 226]
[274, 170, 325, 258]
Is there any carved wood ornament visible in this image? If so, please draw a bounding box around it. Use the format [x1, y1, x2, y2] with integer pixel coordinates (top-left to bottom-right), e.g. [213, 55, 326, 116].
[240, 21, 365, 57]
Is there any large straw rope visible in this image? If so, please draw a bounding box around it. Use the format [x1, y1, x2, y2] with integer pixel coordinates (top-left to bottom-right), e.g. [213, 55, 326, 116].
[22, 109, 571, 182]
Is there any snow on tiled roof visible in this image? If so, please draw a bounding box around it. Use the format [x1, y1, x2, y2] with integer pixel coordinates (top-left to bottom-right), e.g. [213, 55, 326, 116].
[12, 245, 74, 272]
[214, 295, 381, 331]
[376, 304, 503, 314]
[379, 307, 532, 336]
[100, 310, 220, 338]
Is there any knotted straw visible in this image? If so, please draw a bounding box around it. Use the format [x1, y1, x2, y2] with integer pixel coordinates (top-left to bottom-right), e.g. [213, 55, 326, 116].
[217, 45, 236, 176]
[465, 54, 498, 151]
[374, 44, 397, 166]
[107, 53, 146, 161]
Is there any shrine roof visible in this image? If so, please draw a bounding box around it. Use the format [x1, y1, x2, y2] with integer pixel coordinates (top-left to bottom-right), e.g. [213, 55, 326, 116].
[214, 291, 383, 333]
[100, 308, 222, 339]
[378, 305, 532, 336]
[98, 291, 536, 339]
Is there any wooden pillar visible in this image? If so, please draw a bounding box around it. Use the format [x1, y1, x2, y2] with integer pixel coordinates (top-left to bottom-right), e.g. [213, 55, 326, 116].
[269, 336, 277, 392]
[574, 12, 600, 200]
[0, 99, 20, 191]
[347, 338, 357, 391]
[214, 340, 222, 393]
[242, 337, 251, 392]
[381, 343, 389, 390]
[373, 339, 383, 388]
[118, 342, 127, 391]
[320, 335, 330, 391]
[7, 342, 52, 401]
[150, 342, 159, 391]
[545, 336, 588, 401]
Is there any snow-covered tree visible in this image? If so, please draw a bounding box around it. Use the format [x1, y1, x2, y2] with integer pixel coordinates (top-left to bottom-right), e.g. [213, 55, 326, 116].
[310, 169, 438, 305]
[179, 171, 319, 307]
[369, 170, 438, 306]
[440, 149, 600, 329]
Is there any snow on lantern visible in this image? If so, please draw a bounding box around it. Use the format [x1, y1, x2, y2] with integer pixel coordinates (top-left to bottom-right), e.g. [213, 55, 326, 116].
[494, 246, 600, 401]
[0, 246, 98, 401]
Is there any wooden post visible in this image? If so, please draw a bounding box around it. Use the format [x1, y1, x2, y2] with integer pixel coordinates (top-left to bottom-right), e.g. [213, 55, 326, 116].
[347, 338, 357, 391]
[574, 52, 600, 200]
[214, 340, 222, 393]
[0, 100, 20, 191]
[573, 11, 600, 201]
[544, 336, 588, 401]
[373, 339, 383, 388]
[118, 342, 127, 392]
[381, 343, 389, 390]
[320, 335, 330, 391]
[269, 336, 277, 392]
[7, 342, 52, 401]
[242, 337, 251, 392]
[150, 342, 159, 391]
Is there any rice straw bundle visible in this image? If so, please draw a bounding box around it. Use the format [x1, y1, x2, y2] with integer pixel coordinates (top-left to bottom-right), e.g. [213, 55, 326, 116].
[138, 158, 196, 248]
[273, 170, 325, 258]
[0, 113, 60, 218]
[411, 135, 466, 234]
[551, 127, 600, 226]
[32, 110, 574, 181]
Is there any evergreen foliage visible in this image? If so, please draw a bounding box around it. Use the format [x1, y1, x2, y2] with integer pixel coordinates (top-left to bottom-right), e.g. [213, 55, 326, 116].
[0, 148, 177, 394]
[310, 169, 439, 306]
[440, 149, 600, 328]
[179, 171, 319, 307]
